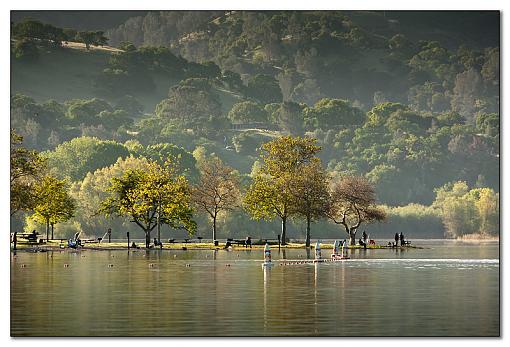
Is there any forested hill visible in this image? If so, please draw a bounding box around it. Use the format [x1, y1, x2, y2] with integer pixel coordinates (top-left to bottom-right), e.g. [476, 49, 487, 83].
[10, 11, 499, 240]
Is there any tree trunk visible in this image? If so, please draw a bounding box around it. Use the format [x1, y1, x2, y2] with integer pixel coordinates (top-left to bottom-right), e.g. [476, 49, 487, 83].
[157, 209, 161, 243]
[46, 220, 50, 241]
[51, 223, 54, 240]
[305, 214, 311, 247]
[212, 215, 217, 241]
[145, 230, 151, 249]
[280, 216, 287, 246]
[350, 229, 357, 246]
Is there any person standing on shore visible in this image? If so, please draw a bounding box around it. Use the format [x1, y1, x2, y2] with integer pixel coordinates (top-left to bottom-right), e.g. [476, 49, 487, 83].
[362, 231, 368, 246]
[400, 232, 405, 246]
[394, 233, 399, 247]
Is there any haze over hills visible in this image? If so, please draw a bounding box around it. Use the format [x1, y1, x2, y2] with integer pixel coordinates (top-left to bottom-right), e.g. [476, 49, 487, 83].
[11, 11, 148, 31]
[10, 11, 499, 241]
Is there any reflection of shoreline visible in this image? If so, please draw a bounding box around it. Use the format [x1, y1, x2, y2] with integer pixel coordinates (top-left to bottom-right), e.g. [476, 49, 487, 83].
[455, 235, 499, 242]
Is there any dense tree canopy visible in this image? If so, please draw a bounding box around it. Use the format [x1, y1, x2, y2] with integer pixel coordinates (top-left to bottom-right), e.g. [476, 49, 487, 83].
[99, 160, 196, 247]
[45, 137, 130, 181]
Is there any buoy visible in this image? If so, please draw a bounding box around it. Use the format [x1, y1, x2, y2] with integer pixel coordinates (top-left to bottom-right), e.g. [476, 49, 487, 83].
[149, 263, 155, 268]
[315, 240, 322, 260]
[174, 254, 177, 258]
[225, 264, 231, 267]
[21, 264, 26, 268]
[108, 264, 114, 267]
[342, 240, 348, 257]
[64, 264, 69, 267]
[185, 264, 191, 267]
[332, 240, 339, 257]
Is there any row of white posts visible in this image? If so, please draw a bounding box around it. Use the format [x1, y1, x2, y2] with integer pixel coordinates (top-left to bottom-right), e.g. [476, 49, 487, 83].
[263, 240, 349, 265]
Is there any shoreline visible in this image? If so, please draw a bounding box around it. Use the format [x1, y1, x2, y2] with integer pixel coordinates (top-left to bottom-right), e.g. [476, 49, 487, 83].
[11, 241, 424, 252]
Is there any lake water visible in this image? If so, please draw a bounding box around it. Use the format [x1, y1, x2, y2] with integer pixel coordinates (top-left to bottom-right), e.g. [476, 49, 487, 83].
[10, 240, 499, 336]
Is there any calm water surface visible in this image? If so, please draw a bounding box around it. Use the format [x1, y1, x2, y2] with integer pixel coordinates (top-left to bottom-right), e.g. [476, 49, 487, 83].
[11, 240, 499, 336]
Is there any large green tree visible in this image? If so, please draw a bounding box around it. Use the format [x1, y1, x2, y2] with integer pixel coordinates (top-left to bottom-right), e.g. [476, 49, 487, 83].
[288, 159, 330, 247]
[244, 136, 323, 245]
[100, 161, 196, 248]
[32, 175, 76, 241]
[244, 175, 294, 244]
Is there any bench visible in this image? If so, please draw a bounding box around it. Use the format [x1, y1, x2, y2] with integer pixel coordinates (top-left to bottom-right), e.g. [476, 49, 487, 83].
[17, 233, 44, 244]
[168, 239, 192, 244]
[226, 238, 246, 245]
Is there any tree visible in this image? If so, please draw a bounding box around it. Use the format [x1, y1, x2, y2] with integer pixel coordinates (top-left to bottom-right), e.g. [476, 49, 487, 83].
[474, 188, 499, 236]
[69, 156, 150, 237]
[245, 74, 283, 104]
[451, 68, 483, 122]
[246, 136, 322, 245]
[227, 101, 268, 124]
[12, 38, 39, 60]
[45, 136, 129, 181]
[155, 84, 226, 134]
[433, 182, 499, 238]
[65, 98, 113, 126]
[244, 175, 294, 244]
[32, 176, 76, 241]
[303, 98, 365, 130]
[327, 175, 386, 245]
[192, 158, 240, 241]
[288, 160, 330, 247]
[277, 101, 305, 135]
[10, 129, 46, 216]
[99, 161, 196, 248]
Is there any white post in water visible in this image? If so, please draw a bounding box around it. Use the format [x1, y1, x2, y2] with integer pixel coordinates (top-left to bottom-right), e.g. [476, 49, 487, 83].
[315, 240, 322, 260]
[264, 242, 272, 264]
[333, 240, 339, 256]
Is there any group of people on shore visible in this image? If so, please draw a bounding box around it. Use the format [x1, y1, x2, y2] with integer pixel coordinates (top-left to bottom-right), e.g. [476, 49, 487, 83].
[356, 231, 407, 248]
[393, 232, 405, 247]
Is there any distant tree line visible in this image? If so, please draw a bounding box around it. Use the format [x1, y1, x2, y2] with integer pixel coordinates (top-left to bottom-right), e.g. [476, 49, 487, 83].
[11, 19, 108, 60]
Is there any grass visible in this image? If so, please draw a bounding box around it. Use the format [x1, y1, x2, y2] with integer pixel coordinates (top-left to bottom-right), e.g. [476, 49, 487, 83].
[12, 240, 422, 251]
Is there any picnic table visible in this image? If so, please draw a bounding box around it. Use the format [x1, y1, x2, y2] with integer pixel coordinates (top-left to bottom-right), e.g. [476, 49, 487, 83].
[16, 232, 43, 244]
